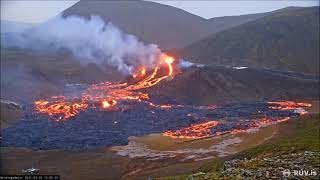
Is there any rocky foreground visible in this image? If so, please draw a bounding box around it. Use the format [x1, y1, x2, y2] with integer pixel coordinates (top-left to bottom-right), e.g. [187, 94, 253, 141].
[184, 151, 319, 180]
[223, 151, 319, 179]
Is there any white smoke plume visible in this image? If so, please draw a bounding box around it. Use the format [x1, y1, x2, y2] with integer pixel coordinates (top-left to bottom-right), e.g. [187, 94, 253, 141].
[178, 59, 204, 69]
[1, 15, 161, 74]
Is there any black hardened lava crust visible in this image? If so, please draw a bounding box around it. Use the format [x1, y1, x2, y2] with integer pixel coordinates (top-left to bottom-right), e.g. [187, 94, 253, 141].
[1, 101, 298, 151]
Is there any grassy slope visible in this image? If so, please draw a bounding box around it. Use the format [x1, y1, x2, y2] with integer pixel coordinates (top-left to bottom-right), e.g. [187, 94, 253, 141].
[235, 114, 319, 158]
[159, 113, 320, 179]
[176, 6, 319, 74]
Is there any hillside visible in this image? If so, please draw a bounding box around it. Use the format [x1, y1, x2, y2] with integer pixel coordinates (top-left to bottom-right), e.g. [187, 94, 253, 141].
[176, 6, 319, 74]
[0, 48, 123, 102]
[205, 6, 302, 34]
[0, 99, 23, 129]
[149, 66, 319, 105]
[207, 13, 268, 34]
[62, 0, 274, 49]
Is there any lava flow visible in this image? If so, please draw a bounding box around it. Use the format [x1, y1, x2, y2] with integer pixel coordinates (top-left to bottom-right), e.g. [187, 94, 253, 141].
[32, 55, 312, 141]
[162, 101, 311, 139]
[162, 116, 293, 139]
[267, 101, 312, 115]
[33, 53, 176, 121]
[163, 121, 219, 139]
[267, 101, 312, 109]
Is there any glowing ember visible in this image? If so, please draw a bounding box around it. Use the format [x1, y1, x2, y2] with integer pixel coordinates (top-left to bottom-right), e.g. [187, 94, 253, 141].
[101, 100, 117, 109]
[102, 101, 110, 108]
[132, 67, 146, 78]
[160, 105, 172, 109]
[140, 67, 146, 75]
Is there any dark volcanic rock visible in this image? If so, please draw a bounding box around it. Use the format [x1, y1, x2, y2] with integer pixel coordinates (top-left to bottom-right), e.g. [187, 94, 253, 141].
[149, 66, 319, 105]
[1, 100, 301, 151]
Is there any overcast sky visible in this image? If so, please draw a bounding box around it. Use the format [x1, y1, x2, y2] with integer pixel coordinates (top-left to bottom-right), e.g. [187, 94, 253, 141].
[1, 0, 319, 23]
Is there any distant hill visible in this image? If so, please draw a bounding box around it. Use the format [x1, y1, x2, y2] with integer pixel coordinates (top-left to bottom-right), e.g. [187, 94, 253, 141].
[205, 6, 303, 34]
[175, 6, 319, 74]
[207, 13, 268, 35]
[149, 66, 319, 105]
[62, 0, 274, 49]
[1, 48, 123, 102]
[0, 20, 36, 33]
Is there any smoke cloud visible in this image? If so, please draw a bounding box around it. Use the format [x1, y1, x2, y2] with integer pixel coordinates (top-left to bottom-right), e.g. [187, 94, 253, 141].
[1, 15, 161, 74]
[178, 59, 204, 69]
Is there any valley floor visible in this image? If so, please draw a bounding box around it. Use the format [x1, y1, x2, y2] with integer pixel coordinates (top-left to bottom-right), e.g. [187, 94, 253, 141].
[1, 101, 319, 180]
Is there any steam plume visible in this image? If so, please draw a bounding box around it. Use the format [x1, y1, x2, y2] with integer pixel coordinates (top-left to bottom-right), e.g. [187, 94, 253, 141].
[178, 59, 204, 68]
[1, 15, 161, 74]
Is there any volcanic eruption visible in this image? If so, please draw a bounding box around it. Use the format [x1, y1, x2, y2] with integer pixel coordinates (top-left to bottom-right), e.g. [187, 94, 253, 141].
[1, 15, 314, 152]
[33, 53, 177, 121]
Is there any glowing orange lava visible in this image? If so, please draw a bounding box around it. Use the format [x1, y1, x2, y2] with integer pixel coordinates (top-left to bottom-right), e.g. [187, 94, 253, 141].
[34, 99, 88, 121]
[33, 53, 176, 121]
[128, 54, 175, 90]
[163, 121, 219, 139]
[267, 101, 311, 115]
[101, 99, 117, 109]
[163, 117, 292, 139]
[162, 101, 311, 139]
[140, 67, 146, 75]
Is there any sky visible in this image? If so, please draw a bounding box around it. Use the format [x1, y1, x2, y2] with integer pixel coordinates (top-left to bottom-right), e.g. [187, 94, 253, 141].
[1, 0, 319, 23]
[151, 0, 319, 19]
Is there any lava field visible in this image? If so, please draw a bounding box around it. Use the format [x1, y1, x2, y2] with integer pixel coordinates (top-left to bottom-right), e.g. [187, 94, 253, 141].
[1, 97, 310, 151]
[0, 55, 313, 151]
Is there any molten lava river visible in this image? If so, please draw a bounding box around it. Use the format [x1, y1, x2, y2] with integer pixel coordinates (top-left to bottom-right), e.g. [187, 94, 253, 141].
[1, 54, 312, 151]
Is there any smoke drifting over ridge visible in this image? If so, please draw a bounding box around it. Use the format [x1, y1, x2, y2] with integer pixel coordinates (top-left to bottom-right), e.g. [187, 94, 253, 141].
[1, 15, 161, 74]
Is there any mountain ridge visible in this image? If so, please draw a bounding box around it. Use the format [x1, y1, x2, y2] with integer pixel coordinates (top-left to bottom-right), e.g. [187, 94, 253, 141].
[62, 0, 291, 49]
[174, 6, 319, 74]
